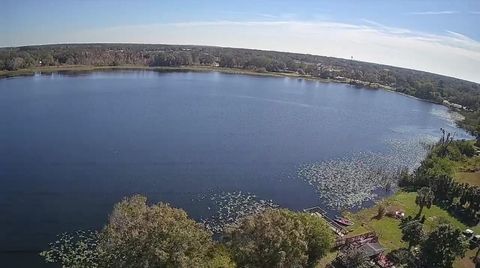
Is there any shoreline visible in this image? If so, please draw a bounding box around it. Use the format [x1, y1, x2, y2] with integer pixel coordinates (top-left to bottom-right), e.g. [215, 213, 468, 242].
[2, 64, 466, 125]
[0, 64, 386, 88]
[0, 64, 444, 103]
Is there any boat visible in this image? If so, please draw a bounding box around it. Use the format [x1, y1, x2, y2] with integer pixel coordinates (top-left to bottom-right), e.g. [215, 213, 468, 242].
[334, 216, 354, 226]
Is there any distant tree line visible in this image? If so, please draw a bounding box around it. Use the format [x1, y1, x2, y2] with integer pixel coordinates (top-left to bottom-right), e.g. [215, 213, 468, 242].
[2, 44, 479, 142]
[1, 43, 479, 112]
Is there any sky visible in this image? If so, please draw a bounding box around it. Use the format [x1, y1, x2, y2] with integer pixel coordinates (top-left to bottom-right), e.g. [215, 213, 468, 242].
[1, 0, 479, 82]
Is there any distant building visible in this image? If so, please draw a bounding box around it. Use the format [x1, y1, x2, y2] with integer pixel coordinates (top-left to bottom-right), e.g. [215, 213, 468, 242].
[443, 100, 465, 110]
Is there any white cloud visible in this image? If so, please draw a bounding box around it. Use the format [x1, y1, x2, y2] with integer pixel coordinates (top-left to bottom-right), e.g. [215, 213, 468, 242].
[4, 20, 480, 83]
[406, 10, 459, 15]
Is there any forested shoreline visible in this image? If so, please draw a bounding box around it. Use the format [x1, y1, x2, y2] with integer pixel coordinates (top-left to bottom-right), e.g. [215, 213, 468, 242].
[0, 44, 479, 107]
[1, 43, 479, 139]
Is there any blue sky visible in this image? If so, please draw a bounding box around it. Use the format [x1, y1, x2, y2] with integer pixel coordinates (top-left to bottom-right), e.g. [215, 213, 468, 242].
[1, 0, 480, 82]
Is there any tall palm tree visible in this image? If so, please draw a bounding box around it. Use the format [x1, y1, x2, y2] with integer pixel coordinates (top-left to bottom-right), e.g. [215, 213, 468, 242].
[415, 187, 435, 218]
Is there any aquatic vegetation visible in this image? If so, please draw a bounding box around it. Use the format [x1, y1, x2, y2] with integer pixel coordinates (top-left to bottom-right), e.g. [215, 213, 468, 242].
[298, 136, 437, 209]
[200, 191, 278, 233]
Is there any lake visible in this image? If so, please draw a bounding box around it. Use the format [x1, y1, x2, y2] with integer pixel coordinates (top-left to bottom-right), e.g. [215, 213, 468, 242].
[0, 71, 471, 266]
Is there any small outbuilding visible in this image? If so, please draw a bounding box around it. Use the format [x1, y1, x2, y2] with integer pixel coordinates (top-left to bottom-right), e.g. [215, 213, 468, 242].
[358, 242, 386, 258]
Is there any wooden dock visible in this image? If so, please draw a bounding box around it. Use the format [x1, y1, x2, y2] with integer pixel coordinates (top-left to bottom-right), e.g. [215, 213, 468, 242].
[304, 206, 348, 236]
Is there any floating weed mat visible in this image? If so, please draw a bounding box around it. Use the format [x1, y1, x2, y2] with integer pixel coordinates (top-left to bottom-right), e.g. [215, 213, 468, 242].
[383, 136, 436, 171]
[200, 191, 278, 233]
[298, 136, 436, 209]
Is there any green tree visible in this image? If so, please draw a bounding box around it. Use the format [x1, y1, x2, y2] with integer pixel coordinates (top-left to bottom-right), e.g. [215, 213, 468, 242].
[225, 208, 333, 268]
[420, 224, 468, 268]
[41, 195, 228, 268]
[97, 195, 216, 268]
[296, 212, 334, 265]
[401, 220, 425, 250]
[415, 187, 435, 217]
[377, 204, 386, 219]
[5, 57, 25, 70]
[219, 55, 237, 68]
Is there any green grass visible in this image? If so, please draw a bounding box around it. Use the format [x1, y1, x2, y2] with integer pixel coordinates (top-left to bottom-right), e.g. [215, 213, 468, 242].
[315, 251, 338, 268]
[453, 153, 480, 187]
[348, 192, 480, 251]
[347, 192, 480, 267]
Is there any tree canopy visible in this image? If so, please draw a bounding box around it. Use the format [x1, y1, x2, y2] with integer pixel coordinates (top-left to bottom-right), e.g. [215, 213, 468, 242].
[419, 224, 468, 268]
[401, 219, 425, 250]
[415, 187, 435, 217]
[97, 195, 216, 268]
[41, 195, 334, 268]
[225, 208, 333, 268]
[42, 195, 232, 268]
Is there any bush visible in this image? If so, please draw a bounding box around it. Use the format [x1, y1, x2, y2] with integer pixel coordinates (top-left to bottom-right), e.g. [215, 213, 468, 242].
[377, 204, 386, 219]
[452, 140, 476, 157]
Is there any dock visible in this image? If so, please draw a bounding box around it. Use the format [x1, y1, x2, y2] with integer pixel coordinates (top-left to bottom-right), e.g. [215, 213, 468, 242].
[304, 206, 348, 236]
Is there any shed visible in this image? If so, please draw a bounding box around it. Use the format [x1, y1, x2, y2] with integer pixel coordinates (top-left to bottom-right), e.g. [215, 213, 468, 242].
[358, 242, 385, 258]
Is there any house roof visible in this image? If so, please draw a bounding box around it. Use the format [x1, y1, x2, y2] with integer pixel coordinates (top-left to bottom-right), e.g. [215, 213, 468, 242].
[358, 242, 385, 258]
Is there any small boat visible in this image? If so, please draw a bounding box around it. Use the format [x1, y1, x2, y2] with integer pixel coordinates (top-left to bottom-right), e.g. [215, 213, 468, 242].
[334, 216, 354, 226]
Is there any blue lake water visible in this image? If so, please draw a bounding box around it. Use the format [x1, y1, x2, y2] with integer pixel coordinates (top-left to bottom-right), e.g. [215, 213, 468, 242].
[0, 71, 471, 266]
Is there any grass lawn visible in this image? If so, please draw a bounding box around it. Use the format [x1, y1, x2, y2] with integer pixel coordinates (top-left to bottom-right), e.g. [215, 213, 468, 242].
[315, 251, 338, 268]
[346, 191, 479, 267]
[453, 152, 480, 186]
[456, 171, 480, 187]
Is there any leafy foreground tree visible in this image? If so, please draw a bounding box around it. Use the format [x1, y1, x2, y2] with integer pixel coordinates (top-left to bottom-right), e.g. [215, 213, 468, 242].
[96, 195, 224, 267]
[41, 196, 335, 268]
[415, 187, 435, 217]
[400, 219, 425, 250]
[41, 195, 234, 268]
[419, 224, 468, 268]
[225, 208, 333, 268]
